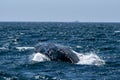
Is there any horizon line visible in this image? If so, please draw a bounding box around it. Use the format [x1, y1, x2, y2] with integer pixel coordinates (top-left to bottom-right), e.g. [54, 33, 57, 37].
[0, 21, 120, 23]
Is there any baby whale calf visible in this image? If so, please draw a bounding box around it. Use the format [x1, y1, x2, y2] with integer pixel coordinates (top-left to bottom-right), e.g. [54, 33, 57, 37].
[34, 42, 80, 63]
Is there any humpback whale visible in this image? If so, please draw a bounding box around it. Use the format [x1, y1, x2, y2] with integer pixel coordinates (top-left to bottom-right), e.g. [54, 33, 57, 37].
[34, 43, 80, 63]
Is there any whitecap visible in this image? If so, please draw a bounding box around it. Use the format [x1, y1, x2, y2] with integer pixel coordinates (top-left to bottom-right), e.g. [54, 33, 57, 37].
[0, 47, 7, 50]
[114, 30, 120, 33]
[76, 45, 82, 48]
[16, 47, 35, 51]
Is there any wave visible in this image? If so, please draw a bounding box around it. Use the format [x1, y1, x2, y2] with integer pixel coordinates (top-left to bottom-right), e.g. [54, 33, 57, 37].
[16, 47, 35, 51]
[114, 30, 120, 33]
[0, 47, 7, 50]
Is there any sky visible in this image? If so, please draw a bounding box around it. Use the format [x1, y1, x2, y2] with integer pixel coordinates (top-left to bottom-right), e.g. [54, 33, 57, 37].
[0, 0, 120, 22]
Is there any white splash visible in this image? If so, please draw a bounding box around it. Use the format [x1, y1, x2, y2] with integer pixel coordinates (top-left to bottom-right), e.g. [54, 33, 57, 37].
[31, 52, 50, 62]
[16, 47, 35, 51]
[73, 51, 105, 66]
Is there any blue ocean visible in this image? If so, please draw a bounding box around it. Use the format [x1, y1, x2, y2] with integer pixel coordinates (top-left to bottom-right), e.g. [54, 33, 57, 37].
[0, 22, 120, 80]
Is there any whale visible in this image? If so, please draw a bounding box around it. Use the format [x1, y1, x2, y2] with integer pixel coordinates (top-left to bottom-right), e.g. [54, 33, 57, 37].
[34, 42, 80, 63]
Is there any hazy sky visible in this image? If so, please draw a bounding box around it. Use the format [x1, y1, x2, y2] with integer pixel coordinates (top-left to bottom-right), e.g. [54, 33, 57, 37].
[0, 0, 120, 22]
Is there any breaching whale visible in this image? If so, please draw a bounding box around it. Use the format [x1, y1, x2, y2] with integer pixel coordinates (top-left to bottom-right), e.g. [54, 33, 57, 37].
[34, 42, 80, 63]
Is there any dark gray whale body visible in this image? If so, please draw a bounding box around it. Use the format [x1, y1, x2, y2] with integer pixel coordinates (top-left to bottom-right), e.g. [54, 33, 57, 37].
[35, 43, 79, 63]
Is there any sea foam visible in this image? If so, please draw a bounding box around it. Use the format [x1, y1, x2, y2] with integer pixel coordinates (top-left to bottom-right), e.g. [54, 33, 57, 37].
[72, 51, 105, 66]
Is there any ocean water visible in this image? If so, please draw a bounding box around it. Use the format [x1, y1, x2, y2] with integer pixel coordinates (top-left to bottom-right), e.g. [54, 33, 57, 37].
[0, 22, 120, 80]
